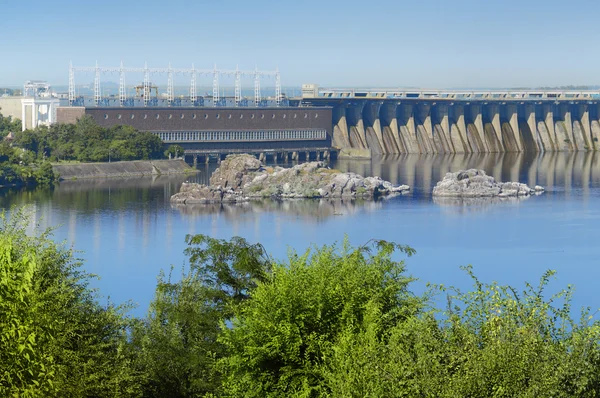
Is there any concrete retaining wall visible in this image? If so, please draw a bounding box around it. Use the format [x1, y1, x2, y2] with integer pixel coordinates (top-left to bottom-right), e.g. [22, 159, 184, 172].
[53, 159, 194, 180]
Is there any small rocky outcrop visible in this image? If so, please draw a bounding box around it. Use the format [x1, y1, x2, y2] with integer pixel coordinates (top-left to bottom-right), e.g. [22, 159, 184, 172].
[432, 169, 544, 197]
[171, 154, 409, 204]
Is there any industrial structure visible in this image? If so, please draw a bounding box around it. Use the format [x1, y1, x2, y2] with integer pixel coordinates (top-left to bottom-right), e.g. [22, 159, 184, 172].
[34, 61, 600, 158]
[58, 106, 332, 163]
[301, 85, 600, 154]
[0, 81, 60, 131]
[56, 62, 331, 162]
[68, 62, 284, 108]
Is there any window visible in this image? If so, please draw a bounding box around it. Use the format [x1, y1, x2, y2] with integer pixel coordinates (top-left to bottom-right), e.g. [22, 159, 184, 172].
[283, 113, 287, 119]
[204, 114, 208, 119]
[104, 114, 108, 119]
[193, 114, 197, 119]
[216, 114, 220, 119]
[144, 114, 148, 119]
[272, 114, 275, 119]
[251, 114, 255, 119]
[228, 114, 232, 119]
[117, 114, 121, 119]
[181, 114, 185, 119]
[240, 114, 243, 119]
[156, 114, 160, 119]
[315, 113, 318, 118]
[131, 114, 135, 119]
[168, 114, 173, 119]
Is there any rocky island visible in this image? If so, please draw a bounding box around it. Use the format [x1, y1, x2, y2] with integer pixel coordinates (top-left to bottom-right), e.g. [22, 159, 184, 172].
[432, 169, 544, 197]
[171, 154, 409, 204]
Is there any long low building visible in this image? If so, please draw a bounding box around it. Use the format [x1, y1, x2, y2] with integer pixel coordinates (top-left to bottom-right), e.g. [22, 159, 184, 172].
[56, 106, 333, 158]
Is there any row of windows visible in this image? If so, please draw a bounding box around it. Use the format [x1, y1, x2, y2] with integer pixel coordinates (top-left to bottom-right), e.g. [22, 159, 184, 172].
[155, 129, 328, 142]
[104, 112, 318, 120]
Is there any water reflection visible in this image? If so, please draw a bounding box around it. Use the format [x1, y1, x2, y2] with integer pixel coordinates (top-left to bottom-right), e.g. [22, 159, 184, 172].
[333, 151, 600, 197]
[432, 195, 533, 214]
[172, 198, 385, 221]
[0, 152, 597, 219]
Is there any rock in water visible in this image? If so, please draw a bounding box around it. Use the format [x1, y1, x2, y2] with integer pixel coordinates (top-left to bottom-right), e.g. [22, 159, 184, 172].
[171, 154, 410, 204]
[209, 155, 262, 189]
[432, 169, 544, 198]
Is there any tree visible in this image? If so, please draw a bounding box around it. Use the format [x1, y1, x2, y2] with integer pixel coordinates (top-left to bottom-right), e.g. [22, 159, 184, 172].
[165, 145, 184, 159]
[34, 162, 57, 187]
[0, 208, 142, 396]
[0, 108, 22, 137]
[219, 238, 421, 397]
[134, 234, 272, 397]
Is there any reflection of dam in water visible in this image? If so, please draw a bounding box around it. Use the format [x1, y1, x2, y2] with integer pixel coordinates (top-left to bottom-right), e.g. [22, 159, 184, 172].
[333, 152, 600, 196]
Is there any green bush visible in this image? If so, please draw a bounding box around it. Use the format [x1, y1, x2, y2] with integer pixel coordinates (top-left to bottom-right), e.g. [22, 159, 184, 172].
[220, 238, 419, 397]
[0, 208, 140, 397]
[12, 116, 164, 163]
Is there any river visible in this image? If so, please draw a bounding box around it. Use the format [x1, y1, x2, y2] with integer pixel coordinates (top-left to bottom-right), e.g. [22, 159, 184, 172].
[2, 151, 599, 317]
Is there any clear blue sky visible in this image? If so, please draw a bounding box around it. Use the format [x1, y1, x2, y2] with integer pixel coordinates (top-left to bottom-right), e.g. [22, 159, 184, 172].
[2, 0, 600, 89]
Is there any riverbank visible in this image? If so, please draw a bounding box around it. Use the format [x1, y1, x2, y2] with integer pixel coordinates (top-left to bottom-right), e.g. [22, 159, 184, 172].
[52, 159, 197, 180]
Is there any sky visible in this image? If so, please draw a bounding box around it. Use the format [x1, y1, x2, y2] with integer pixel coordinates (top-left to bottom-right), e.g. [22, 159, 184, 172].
[2, 0, 600, 89]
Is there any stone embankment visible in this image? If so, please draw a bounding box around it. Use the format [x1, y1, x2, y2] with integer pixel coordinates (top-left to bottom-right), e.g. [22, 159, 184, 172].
[171, 154, 409, 204]
[53, 159, 196, 180]
[432, 169, 544, 197]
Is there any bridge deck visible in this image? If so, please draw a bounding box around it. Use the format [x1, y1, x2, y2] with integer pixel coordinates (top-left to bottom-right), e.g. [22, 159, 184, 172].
[302, 88, 600, 101]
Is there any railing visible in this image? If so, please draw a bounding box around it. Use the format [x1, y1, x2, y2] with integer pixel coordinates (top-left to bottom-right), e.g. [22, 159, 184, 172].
[312, 88, 600, 100]
[155, 128, 328, 143]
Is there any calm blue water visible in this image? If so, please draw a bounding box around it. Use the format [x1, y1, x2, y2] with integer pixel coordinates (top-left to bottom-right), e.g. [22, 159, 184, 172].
[2, 152, 600, 317]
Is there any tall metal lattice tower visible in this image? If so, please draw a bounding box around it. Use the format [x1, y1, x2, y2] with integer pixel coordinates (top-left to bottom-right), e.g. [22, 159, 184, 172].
[94, 61, 101, 106]
[190, 64, 197, 103]
[275, 67, 281, 107]
[254, 68, 261, 106]
[119, 61, 126, 106]
[212, 64, 219, 107]
[167, 63, 174, 106]
[234, 66, 241, 107]
[68, 61, 75, 105]
[143, 62, 150, 107]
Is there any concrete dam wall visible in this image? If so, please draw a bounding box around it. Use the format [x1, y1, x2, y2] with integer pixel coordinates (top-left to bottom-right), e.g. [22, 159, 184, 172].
[316, 100, 600, 154]
[53, 159, 195, 180]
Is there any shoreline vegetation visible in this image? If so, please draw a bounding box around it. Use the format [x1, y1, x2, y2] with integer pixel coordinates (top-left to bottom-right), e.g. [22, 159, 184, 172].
[3, 209, 600, 397]
[0, 111, 183, 188]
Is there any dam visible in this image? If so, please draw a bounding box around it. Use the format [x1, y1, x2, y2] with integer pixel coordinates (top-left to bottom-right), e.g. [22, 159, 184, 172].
[301, 87, 600, 154]
[53, 62, 600, 156]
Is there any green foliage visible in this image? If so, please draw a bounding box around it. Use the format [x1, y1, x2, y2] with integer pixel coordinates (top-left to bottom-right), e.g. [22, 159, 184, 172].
[134, 234, 271, 397]
[322, 265, 600, 398]
[0, 108, 21, 137]
[12, 116, 164, 163]
[0, 208, 141, 397]
[34, 162, 56, 187]
[0, 142, 57, 187]
[164, 144, 184, 159]
[220, 238, 419, 397]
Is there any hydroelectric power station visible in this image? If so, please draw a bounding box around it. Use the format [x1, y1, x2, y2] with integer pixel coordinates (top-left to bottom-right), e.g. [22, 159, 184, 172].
[301, 86, 600, 154]
[51, 62, 600, 160]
